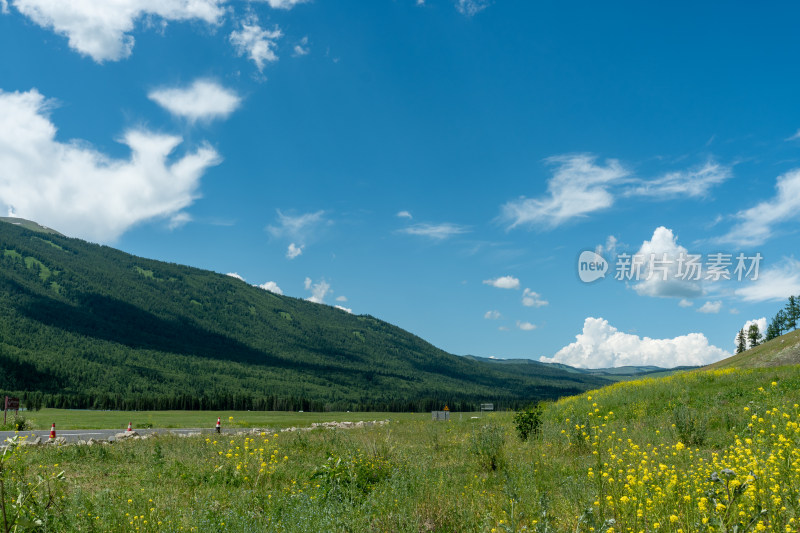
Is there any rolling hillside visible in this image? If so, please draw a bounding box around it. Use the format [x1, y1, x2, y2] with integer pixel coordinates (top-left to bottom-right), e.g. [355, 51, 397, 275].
[704, 327, 800, 370]
[0, 219, 613, 411]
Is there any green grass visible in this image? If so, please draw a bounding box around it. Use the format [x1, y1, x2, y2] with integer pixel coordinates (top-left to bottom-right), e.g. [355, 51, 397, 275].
[5, 365, 800, 531]
[705, 327, 800, 369]
[22, 409, 431, 430]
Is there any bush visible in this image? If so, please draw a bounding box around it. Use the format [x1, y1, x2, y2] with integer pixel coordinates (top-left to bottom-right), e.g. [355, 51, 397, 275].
[513, 404, 543, 441]
[672, 404, 707, 446]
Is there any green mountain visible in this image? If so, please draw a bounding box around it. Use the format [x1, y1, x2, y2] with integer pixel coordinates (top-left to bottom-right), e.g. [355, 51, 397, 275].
[0, 219, 613, 412]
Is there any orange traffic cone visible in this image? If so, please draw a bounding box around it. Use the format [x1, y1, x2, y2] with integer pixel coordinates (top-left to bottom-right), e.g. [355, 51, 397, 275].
[215, 417, 221, 433]
[49, 423, 56, 439]
[127, 422, 132, 432]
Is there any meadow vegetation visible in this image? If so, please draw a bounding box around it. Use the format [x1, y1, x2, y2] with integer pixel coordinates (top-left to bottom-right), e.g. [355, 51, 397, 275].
[0, 365, 799, 531]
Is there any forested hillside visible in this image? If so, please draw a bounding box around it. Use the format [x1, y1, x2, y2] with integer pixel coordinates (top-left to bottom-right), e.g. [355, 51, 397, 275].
[0, 220, 611, 411]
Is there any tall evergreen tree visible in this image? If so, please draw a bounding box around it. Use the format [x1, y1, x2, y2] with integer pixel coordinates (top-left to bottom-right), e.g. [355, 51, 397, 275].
[747, 323, 763, 349]
[786, 296, 800, 330]
[736, 328, 747, 354]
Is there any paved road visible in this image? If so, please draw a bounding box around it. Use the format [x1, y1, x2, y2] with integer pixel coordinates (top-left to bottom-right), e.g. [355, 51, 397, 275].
[0, 427, 240, 444]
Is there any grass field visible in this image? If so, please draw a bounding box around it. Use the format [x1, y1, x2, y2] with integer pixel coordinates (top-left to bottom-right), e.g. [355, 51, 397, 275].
[18, 409, 429, 431]
[3, 365, 800, 531]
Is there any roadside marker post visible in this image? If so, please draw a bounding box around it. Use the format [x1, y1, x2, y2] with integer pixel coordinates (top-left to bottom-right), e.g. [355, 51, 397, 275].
[49, 423, 56, 440]
[127, 422, 133, 432]
[216, 417, 221, 433]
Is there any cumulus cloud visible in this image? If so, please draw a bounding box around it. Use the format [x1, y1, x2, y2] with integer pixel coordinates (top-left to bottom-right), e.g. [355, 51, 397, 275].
[148, 79, 241, 123]
[286, 243, 303, 259]
[483, 276, 520, 290]
[697, 301, 722, 314]
[304, 277, 330, 304]
[484, 310, 501, 320]
[0, 89, 220, 243]
[399, 223, 469, 240]
[500, 154, 629, 230]
[678, 299, 694, 308]
[540, 317, 728, 368]
[522, 288, 548, 307]
[455, 0, 490, 16]
[226, 272, 245, 281]
[625, 160, 730, 199]
[258, 281, 283, 295]
[229, 14, 282, 72]
[334, 305, 353, 314]
[630, 227, 704, 299]
[11, 0, 225, 62]
[717, 169, 800, 246]
[396, 210, 412, 219]
[735, 258, 800, 302]
[516, 321, 536, 331]
[733, 317, 768, 350]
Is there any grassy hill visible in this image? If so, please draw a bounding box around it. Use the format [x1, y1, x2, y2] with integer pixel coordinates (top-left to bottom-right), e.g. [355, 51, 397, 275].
[704, 327, 800, 370]
[0, 219, 613, 411]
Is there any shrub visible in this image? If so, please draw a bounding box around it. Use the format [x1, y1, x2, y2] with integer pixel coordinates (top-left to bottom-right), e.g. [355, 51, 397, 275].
[470, 423, 505, 471]
[672, 404, 708, 446]
[513, 404, 543, 441]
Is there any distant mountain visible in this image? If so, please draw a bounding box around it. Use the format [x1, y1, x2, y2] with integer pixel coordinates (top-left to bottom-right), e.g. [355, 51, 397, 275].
[0, 219, 613, 411]
[464, 355, 696, 382]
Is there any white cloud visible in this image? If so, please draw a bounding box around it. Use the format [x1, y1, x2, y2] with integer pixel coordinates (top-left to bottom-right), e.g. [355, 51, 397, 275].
[1, 0, 8, 14]
[229, 14, 282, 72]
[678, 299, 693, 308]
[304, 277, 330, 304]
[733, 317, 767, 350]
[12, 0, 225, 62]
[483, 276, 520, 290]
[455, 0, 490, 16]
[625, 160, 730, 199]
[595, 235, 618, 259]
[484, 310, 501, 320]
[631, 227, 704, 299]
[522, 288, 548, 308]
[516, 321, 536, 331]
[735, 258, 800, 302]
[286, 242, 303, 259]
[268, 210, 325, 240]
[399, 222, 469, 240]
[717, 169, 800, 246]
[334, 305, 352, 314]
[261, 0, 309, 9]
[258, 281, 283, 295]
[396, 210, 412, 219]
[168, 211, 192, 229]
[697, 300, 722, 314]
[335, 295, 347, 302]
[0, 89, 220, 243]
[500, 154, 629, 229]
[293, 36, 309, 56]
[226, 272, 245, 281]
[540, 317, 728, 368]
[148, 79, 241, 124]
[786, 129, 800, 141]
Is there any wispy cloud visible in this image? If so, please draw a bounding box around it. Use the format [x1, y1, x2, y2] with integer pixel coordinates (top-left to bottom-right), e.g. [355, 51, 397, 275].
[500, 154, 629, 230]
[396, 210, 413, 219]
[786, 129, 800, 141]
[484, 310, 502, 320]
[148, 79, 241, 124]
[293, 36, 310, 57]
[260, 0, 309, 9]
[304, 277, 331, 304]
[716, 169, 800, 246]
[735, 258, 800, 302]
[625, 160, 730, 199]
[455, 0, 490, 16]
[516, 320, 536, 331]
[399, 222, 469, 240]
[697, 301, 722, 314]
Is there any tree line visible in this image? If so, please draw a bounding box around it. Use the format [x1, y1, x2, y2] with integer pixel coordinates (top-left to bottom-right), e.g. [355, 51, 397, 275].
[735, 295, 800, 354]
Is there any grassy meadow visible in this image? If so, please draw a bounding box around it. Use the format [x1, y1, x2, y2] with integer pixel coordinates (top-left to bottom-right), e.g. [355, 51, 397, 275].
[4, 365, 800, 532]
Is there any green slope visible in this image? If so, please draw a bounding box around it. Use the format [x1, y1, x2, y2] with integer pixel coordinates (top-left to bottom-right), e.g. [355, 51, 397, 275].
[704, 328, 800, 370]
[0, 220, 612, 411]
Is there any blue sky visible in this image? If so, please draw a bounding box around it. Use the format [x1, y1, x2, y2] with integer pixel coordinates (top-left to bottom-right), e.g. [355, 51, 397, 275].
[2, 0, 800, 367]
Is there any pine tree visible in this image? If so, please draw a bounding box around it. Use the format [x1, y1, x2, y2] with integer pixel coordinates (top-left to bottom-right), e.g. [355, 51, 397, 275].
[786, 296, 800, 330]
[747, 323, 763, 349]
[736, 328, 747, 354]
